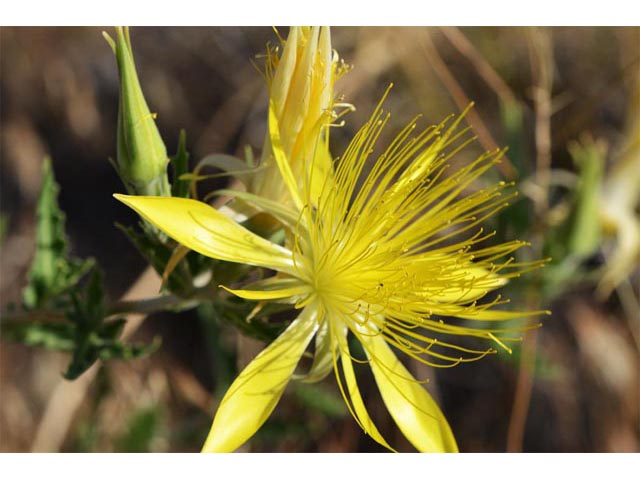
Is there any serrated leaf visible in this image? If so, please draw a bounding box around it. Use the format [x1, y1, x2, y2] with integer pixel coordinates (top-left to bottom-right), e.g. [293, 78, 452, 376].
[62, 265, 159, 379]
[23, 158, 93, 309]
[99, 318, 127, 339]
[86, 266, 106, 326]
[11, 158, 160, 379]
[66, 267, 106, 329]
[96, 335, 160, 362]
[63, 318, 160, 380]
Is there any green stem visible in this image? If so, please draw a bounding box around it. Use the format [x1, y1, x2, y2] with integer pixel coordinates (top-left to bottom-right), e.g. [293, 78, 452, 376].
[108, 294, 195, 316]
[107, 285, 219, 317]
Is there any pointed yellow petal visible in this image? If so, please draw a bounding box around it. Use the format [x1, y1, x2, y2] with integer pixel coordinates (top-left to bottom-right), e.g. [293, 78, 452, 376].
[357, 328, 459, 453]
[281, 26, 317, 141]
[115, 194, 295, 274]
[268, 101, 304, 210]
[455, 308, 549, 321]
[335, 330, 395, 451]
[295, 319, 334, 383]
[315, 27, 333, 115]
[269, 26, 299, 118]
[221, 277, 310, 301]
[430, 268, 505, 304]
[215, 189, 300, 228]
[201, 308, 318, 452]
[308, 135, 337, 207]
[407, 255, 507, 304]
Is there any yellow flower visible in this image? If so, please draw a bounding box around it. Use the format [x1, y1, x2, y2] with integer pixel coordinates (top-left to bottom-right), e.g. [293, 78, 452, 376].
[250, 26, 350, 207]
[116, 88, 546, 452]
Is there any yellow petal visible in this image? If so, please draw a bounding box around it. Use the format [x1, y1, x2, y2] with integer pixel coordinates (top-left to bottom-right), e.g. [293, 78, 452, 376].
[407, 256, 507, 304]
[335, 329, 395, 451]
[295, 319, 334, 383]
[215, 189, 300, 228]
[202, 307, 318, 452]
[268, 101, 304, 210]
[315, 27, 333, 119]
[221, 277, 310, 301]
[357, 327, 459, 453]
[115, 194, 296, 274]
[307, 135, 337, 208]
[269, 26, 299, 118]
[280, 26, 317, 143]
[455, 308, 549, 321]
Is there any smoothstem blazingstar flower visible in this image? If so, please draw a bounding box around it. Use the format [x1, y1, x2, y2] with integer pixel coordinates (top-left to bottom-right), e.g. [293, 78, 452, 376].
[250, 26, 350, 207]
[116, 88, 547, 452]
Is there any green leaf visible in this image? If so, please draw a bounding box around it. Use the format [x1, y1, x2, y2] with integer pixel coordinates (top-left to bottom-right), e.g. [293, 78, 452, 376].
[1, 321, 76, 351]
[567, 138, 604, 257]
[0, 214, 8, 247]
[116, 223, 196, 296]
[540, 138, 606, 298]
[9, 157, 160, 380]
[293, 384, 347, 418]
[496, 101, 532, 239]
[97, 336, 161, 362]
[170, 129, 191, 198]
[62, 266, 160, 380]
[115, 405, 163, 452]
[63, 323, 160, 380]
[209, 297, 287, 344]
[67, 267, 106, 328]
[22, 158, 93, 310]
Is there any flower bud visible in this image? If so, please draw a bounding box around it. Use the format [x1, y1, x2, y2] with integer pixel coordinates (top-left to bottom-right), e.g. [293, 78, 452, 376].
[252, 27, 351, 206]
[104, 27, 170, 197]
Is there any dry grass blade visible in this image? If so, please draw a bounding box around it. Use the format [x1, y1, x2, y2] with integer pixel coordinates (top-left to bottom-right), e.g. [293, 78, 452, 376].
[439, 27, 518, 105]
[506, 27, 555, 453]
[420, 29, 517, 180]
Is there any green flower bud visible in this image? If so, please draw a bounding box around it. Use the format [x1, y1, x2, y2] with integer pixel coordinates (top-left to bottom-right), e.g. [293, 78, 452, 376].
[104, 27, 170, 197]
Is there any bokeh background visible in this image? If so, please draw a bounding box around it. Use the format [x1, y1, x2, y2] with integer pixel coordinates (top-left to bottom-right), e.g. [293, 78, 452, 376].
[1, 26, 638, 452]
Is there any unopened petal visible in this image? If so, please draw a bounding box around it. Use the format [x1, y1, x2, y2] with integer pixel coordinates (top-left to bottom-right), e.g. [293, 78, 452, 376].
[268, 103, 304, 210]
[269, 27, 299, 118]
[202, 308, 319, 452]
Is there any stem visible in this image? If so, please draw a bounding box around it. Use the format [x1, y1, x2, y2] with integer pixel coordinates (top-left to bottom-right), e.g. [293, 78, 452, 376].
[107, 286, 219, 317]
[108, 294, 196, 316]
[506, 328, 538, 452]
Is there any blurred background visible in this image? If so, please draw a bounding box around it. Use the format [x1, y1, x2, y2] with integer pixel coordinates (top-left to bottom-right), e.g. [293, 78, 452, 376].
[1, 26, 638, 452]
